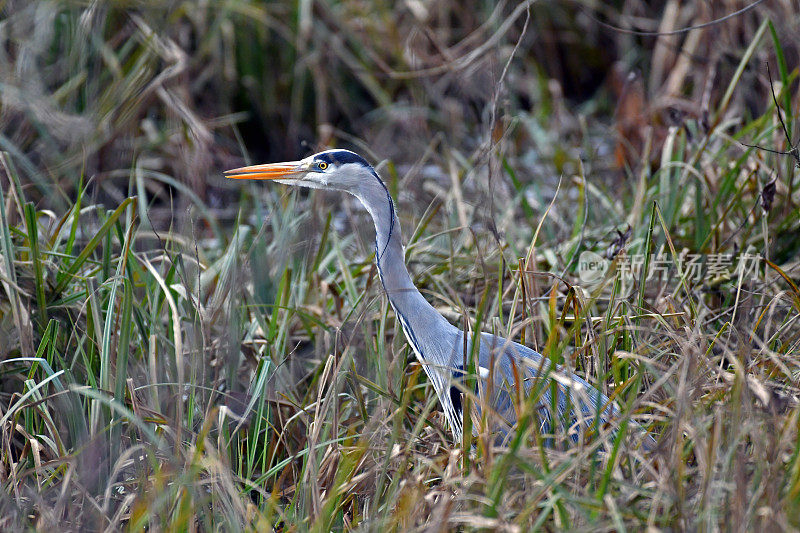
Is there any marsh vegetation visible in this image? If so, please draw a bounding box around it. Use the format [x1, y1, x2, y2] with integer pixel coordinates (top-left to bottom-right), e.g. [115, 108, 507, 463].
[0, 1, 799, 530]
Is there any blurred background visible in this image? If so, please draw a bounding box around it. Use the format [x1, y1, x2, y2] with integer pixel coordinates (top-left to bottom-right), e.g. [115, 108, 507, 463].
[4, 1, 797, 209]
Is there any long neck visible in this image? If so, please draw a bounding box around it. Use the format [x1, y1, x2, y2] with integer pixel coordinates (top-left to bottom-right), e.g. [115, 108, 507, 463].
[352, 174, 453, 336]
[352, 171, 462, 438]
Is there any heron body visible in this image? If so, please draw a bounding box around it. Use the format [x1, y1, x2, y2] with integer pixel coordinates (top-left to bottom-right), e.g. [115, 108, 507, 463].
[226, 150, 640, 445]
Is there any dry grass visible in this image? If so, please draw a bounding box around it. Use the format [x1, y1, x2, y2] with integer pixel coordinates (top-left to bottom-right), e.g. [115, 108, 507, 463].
[0, 0, 799, 530]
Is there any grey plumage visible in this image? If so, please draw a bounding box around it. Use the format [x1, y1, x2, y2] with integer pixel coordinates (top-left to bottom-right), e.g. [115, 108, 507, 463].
[226, 149, 650, 447]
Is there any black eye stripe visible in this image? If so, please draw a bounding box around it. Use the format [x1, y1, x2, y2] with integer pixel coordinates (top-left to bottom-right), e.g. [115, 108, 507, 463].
[316, 150, 369, 167]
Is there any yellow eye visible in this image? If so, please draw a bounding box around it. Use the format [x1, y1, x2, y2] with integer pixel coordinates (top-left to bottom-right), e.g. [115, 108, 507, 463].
[318, 162, 328, 170]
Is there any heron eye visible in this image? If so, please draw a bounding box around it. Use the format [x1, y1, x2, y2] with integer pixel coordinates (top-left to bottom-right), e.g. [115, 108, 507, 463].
[317, 161, 328, 170]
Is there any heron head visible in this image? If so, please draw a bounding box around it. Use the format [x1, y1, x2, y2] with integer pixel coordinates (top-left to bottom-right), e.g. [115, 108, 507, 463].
[224, 149, 376, 192]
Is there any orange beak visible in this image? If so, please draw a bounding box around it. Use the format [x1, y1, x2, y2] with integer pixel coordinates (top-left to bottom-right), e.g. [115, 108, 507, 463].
[224, 161, 307, 180]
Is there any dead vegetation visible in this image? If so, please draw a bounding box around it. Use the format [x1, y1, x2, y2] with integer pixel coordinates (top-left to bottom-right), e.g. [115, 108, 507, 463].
[0, 0, 799, 530]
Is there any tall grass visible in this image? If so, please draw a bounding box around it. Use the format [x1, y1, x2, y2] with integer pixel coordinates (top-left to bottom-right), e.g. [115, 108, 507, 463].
[1, 0, 799, 530]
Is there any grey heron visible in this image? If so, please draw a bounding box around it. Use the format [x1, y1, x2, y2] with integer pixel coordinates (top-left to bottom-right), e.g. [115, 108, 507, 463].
[226, 149, 652, 448]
